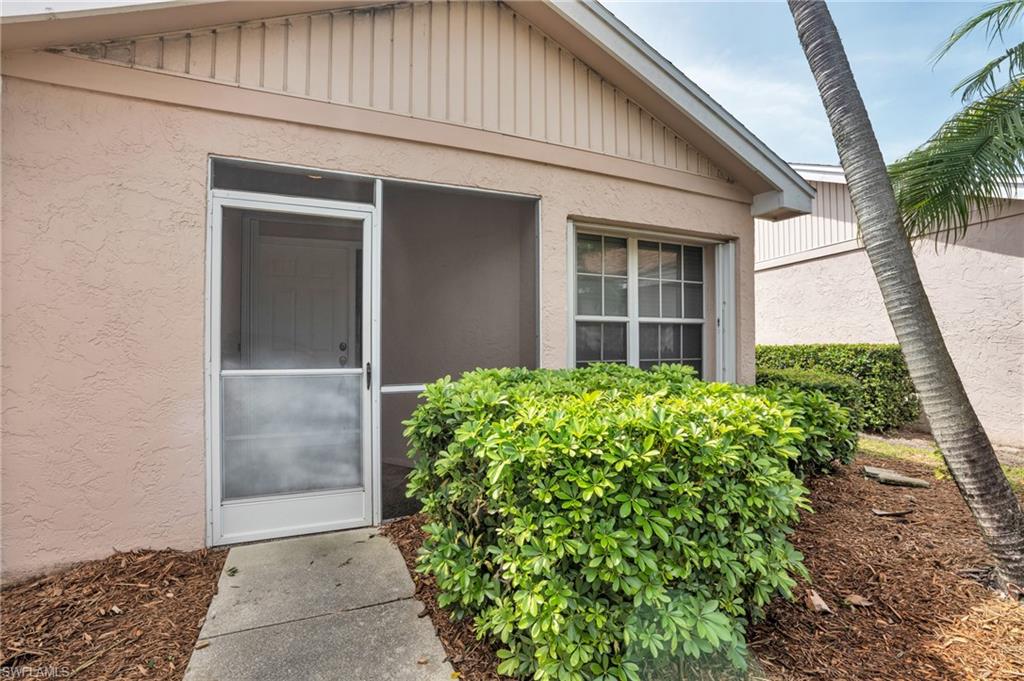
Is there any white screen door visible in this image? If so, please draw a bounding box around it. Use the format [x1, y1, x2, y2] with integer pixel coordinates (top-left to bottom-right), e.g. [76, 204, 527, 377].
[209, 193, 374, 544]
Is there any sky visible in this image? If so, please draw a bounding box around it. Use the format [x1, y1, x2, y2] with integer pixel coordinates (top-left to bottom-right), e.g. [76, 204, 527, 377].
[4, 0, 1008, 165]
[604, 1, 1002, 164]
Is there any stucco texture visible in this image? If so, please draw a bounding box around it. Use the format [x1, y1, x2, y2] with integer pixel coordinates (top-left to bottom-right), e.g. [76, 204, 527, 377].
[756, 213, 1024, 446]
[1, 76, 756, 578]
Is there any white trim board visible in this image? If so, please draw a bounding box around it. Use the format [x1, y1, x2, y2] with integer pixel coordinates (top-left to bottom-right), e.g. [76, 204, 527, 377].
[380, 384, 428, 395]
[370, 177, 383, 526]
[789, 163, 1024, 199]
[755, 238, 863, 271]
[714, 242, 737, 383]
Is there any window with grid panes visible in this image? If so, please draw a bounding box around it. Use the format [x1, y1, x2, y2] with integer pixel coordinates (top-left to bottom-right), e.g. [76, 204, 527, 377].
[574, 234, 628, 366]
[574, 231, 705, 375]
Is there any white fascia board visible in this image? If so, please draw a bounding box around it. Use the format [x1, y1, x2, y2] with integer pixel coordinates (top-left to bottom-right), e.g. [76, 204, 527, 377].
[790, 163, 847, 185]
[550, 1, 814, 219]
[791, 163, 1024, 199]
[1, 0, 186, 22]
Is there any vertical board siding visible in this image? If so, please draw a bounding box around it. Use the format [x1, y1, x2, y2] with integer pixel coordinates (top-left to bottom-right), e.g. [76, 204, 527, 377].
[408, 4, 429, 117]
[62, 0, 729, 183]
[464, 0, 483, 127]
[481, 1, 500, 130]
[263, 20, 286, 91]
[754, 181, 860, 263]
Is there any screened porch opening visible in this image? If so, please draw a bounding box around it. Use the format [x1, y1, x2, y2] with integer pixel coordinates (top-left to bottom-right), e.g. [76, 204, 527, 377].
[380, 182, 538, 520]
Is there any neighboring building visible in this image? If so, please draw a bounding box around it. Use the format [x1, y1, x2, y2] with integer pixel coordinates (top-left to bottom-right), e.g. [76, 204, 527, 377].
[0, 1, 813, 578]
[755, 163, 1024, 446]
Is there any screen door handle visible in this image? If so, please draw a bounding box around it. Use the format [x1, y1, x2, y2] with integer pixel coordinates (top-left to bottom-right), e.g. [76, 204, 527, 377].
[366, 362, 372, 390]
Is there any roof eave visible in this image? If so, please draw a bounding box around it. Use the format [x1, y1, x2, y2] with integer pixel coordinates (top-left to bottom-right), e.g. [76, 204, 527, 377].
[0, 0, 361, 51]
[514, 0, 813, 219]
[790, 163, 848, 185]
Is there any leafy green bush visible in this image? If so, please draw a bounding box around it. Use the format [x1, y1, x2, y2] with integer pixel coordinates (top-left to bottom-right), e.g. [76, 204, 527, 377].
[756, 344, 920, 431]
[757, 366, 864, 430]
[404, 365, 854, 679]
[761, 382, 858, 476]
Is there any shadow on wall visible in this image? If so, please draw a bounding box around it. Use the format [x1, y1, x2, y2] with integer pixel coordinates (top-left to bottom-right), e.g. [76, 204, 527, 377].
[910, 207, 1024, 259]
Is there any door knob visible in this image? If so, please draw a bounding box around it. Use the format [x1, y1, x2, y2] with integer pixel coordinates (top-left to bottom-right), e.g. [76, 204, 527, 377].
[338, 355, 348, 366]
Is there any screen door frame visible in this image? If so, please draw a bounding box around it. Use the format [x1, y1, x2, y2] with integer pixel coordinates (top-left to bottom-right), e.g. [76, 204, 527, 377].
[205, 189, 378, 546]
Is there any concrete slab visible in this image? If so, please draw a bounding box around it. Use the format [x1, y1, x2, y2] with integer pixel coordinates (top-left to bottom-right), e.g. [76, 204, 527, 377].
[184, 528, 453, 681]
[184, 598, 451, 681]
[201, 528, 413, 638]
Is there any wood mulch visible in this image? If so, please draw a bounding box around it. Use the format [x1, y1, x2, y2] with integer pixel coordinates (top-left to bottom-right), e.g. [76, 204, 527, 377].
[748, 455, 1024, 680]
[2, 547, 226, 680]
[382, 455, 1024, 680]
[381, 518, 513, 681]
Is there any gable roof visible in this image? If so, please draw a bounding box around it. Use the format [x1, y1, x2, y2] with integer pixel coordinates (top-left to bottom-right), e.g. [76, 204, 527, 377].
[2, 0, 814, 219]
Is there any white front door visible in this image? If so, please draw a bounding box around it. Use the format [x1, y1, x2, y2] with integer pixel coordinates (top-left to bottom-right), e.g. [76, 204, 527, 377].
[209, 195, 374, 545]
[252, 235, 360, 370]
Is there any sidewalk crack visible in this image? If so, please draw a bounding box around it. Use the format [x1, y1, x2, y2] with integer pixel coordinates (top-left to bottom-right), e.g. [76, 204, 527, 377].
[199, 596, 416, 640]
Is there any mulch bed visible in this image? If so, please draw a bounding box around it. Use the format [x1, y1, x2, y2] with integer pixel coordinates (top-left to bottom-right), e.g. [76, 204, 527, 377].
[2, 547, 226, 680]
[748, 455, 1024, 680]
[381, 519, 512, 681]
[382, 455, 1024, 680]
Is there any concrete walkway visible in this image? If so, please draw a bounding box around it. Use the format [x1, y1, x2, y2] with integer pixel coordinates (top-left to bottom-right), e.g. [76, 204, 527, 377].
[184, 528, 452, 681]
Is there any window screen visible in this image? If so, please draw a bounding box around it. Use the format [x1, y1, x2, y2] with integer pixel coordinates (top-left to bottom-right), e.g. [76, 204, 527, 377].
[379, 182, 538, 519]
[212, 158, 375, 204]
[380, 183, 537, 385]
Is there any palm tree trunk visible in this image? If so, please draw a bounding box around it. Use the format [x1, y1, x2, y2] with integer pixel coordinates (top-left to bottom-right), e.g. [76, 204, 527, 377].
[788, 0, 1024, 596]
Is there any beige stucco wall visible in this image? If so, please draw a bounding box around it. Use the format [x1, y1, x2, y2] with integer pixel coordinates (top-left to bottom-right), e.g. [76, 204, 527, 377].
[1, 75, 756, 579]
[756, 211, 1024, 446]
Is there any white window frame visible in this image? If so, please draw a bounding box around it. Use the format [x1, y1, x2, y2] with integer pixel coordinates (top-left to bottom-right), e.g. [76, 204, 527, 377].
[568, 221, 716, 376]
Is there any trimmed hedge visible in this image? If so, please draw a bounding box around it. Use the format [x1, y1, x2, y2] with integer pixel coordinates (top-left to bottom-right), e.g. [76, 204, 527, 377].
[761, 381, 858, 476]
[756, 366, 865, 431]
[404, 365, 856, 679]
[756, 344, 920, 431]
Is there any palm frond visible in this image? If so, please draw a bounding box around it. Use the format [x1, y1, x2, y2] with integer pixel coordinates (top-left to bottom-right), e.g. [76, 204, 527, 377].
[933, 0, 1024, 64]
[953, 41, 1024, 101]
[889, 79, 1024, 243]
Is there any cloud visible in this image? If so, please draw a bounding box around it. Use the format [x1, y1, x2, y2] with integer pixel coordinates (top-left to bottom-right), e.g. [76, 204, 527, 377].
[604, 1, 838, 162]
[680, 60, 837, 163]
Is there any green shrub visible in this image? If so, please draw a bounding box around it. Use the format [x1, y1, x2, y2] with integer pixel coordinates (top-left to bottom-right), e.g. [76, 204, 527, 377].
[404, 365, 855, 679]
[756, 344, 920, 431]
[756, 366, 864, 430]
[761, 382, 858, 476]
